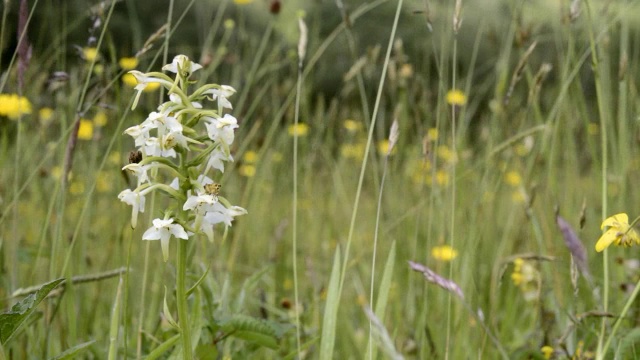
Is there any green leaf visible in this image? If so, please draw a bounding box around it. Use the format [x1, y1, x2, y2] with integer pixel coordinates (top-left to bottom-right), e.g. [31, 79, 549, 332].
[618, 327, 640, 358]
[0, 278, 64, 344]
[49, 340, 96, 360]
[219, 314, 280, 350]
[232, 330, 278, 350]
[195, 344, 218, 360]
[144, 334, 180, 360]
[367, 241, 396, 360]
[319, 247, 341, 360]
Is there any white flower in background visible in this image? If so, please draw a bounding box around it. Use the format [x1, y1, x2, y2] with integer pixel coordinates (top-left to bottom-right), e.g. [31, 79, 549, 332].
[199, 203, 246, 243]
[144, 137, 177, 158]
[121, 54, 246, 260]
[143, 218, 189, 262]
[204, 85, 236, 110]
[206, 148, 234, 173]
[129, 71, 174, 109]
[122, 163, 151, 186]
[204, 114, 238, 146]
[118, 189, 146, 228]
[163, 54, 203, 76]
[124, 124, 151, 148]
[169, 93, 202, 109]
[206, 202, 247, 227]
[184, 192, 218, 232]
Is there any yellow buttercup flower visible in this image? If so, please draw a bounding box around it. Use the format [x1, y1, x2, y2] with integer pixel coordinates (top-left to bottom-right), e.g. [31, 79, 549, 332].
[431, 245, 458, 261]
[343, 119, 362, 132]
[119, 57, 138, 70]
[540, 345, 554, 359]
[239, 164, 256, 177]
[427, 128, 439, 141]
[505, 171, 522, 187]
[0, 94, 32, 119]
[242, 150, 258, 164]
[78, 119, 94, 140]
[595, 213, 640, 252]
[446, 89, 467, 106]
[93, 111, 108, 127]
[39, 107, 54, 125]
[83, 47, 99, 62]
[288, 123, 309, 137]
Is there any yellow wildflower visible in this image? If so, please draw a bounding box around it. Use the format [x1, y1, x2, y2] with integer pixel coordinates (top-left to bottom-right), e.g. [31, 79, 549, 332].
[435, 170, 449, 186]
[427, 128, 439, 141]
[446, 89, 467, 106]
[540, 345, 553, 359]
[69, 181, 85, 195]
[39, 107, 54, 125]
[77, 119, 94, 140]
[595, 213, 640, 252]
[341, 143, 365, 160]
[233, 0, 253, 4]
[343, 119, 362, 132]
[511, 258, 539, 301]
[399, 64, 414, 78]
[0, 94, 32, 119]
[505, 171, 522, 187]
[431, 245, 458, 261]
[93, 111, 108, 127]
[242, 150, 258, 164]
[93, 64, 104, 75]
[288, 123, 309, 137]
[377, 139, 397, 156]
[224, 19, 236, 30]
[82, 47, 99, 62]
[239, 164, 256, 177]
[119, 57, 138, 70]
[437, 145, 457, 163]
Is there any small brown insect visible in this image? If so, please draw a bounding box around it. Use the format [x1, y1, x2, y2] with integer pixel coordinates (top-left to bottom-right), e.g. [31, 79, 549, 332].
[204, 182, 222, 196]
[128, 150, 143, 164]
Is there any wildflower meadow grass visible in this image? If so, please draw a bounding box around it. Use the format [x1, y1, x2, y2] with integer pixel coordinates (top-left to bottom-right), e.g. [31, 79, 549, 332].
[2, 0, 640, 359]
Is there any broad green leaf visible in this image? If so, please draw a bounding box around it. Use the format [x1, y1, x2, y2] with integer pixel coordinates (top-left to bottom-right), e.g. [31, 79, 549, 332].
[218, 314, 280, 350]
[0, 278, 64, 344]
[233, 331, 278, 350]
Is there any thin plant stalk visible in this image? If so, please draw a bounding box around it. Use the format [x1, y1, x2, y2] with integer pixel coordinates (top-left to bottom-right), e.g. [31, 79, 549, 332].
[583, 0, 610, 357]
[292, 16, 308, 356]
[176, 238, 193, 359]
[367, 124, 396, 359]
[446, 1, 462, 358]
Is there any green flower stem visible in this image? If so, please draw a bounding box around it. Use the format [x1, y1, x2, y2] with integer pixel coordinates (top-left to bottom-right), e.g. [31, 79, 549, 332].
[601, 275, 640, 356]
[176, 236, 193, 359]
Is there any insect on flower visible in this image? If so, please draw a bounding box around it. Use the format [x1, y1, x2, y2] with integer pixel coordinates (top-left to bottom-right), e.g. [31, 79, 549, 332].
[205, 182, 222, 196]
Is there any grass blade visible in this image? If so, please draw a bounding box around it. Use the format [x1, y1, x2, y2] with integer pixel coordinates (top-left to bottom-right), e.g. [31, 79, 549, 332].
[319, 247, 342, 359]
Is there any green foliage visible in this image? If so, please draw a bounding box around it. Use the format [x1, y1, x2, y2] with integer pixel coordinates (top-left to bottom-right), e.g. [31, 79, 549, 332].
[49, 340, 96, 360]
[617, 327, 640, 358]
[217, 314, 281, 350]
[0, 278, 64, 345]
[319, 247, 342, 359]
[4, 0, 640, 358]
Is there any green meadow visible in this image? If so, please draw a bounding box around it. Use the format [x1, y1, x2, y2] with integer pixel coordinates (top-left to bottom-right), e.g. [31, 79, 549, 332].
[2, 0, 640, 358]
